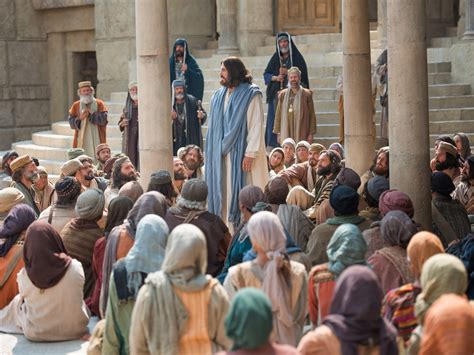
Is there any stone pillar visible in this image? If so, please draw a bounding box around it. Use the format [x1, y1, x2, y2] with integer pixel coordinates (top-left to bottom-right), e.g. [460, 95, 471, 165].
[47, 32, 68, 122]
[377, 0, 387, 47]
[217, 0, 239, 54]
[464, 0, 474, 39]
[342, 0, 375, 176]
[136, 0, 173, 187]
[388, 0, 431, 229]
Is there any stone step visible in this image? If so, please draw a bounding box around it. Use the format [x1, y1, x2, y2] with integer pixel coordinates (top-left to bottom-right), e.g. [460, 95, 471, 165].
[256, 40, 380, 56]
[196, 47, 452, 69]
[193, 48, 218, 58]
[31, 131, 122, 150]
[430, 36, 458, 48]
[263, 31, 379, 47]
[52, 122, 121, 136]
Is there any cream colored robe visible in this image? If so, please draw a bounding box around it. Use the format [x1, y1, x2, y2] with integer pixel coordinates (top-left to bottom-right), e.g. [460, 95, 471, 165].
[222, 93, 269, 225]
[0, 259, 89, 341]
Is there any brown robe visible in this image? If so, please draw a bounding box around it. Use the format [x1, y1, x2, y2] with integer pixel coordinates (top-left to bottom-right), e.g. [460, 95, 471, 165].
[274, 87, 317, 141]
[68, 99, 108, 148]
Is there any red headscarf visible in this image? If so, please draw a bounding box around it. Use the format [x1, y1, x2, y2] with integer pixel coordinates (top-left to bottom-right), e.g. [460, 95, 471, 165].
[23, 221, 72, 289]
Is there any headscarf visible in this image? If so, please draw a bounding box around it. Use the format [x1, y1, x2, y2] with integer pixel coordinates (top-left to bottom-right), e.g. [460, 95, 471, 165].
[225, 288, 273, 351]
[247, 211, 294, 345]
[415, 254, 467, 324]
[455, 132, 472, 159]
[104, 196, 134, 237]
[334, 168, 361, 191]
[0, 204, 36, 257]
[407, 231, 444, 277]
[239, 185, 265, 211]
[118, 181, 144, 204]
[125, 214, 169, 298]
[269, 147, 285, 171]
[327, 224, 367, 276]
[125, 191, 168, 239]
[323, 265, 398, 355]
[431, 171, 455, 197]
[161, 223, 209, 291]
[378, 189, 414, 218]
[380, 210, 418, 248]
[23, 221, 72, 289]
[75, 188, 105, 220]
[419, 294, 474, 355]
[329, 142, 345, 160]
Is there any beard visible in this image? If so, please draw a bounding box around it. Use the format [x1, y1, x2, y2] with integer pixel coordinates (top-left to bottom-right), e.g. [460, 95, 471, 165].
[308, 158, 318, 167]
[26, 172, 39, 183]
[435, 159, 451, 172]
[184, 159, 200, 171]
[175, 50, 184, 57]
[280, 46, 289, 54]
[174, 171, 186, 181]
[374, 164, 389, 176]
[85, 173, 95, 181]
[220, 76, 231, 87]
[175, 93, 185, 100]
[290, 81, 300, 89]
[130, 94, 138, 101]
[119, 172, 137, 184]
[317, 165, 332, 176]
[80, 95, 94, 105]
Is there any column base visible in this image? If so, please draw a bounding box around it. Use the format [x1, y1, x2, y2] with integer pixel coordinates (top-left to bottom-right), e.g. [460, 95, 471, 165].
[463, 30, 474, 40]
[217, 47, 240, 55]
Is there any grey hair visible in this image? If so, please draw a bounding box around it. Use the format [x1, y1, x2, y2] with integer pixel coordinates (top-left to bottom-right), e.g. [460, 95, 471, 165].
[176, 196, 207, 211]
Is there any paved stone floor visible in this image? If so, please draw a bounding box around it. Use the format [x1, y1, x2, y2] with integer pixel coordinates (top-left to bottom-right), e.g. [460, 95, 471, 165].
[0, 317, 98, 355]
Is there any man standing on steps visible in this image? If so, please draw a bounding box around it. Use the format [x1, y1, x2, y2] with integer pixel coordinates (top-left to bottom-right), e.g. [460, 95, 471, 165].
[169, 38, 204, 101]
[119, 81, 139, 169]
[206, 57, 268, 227]
[273, 66, 316, 144]
[171, 80, 207, 155]
[263, 32, 309, 149]
[68, 81, 108, 160]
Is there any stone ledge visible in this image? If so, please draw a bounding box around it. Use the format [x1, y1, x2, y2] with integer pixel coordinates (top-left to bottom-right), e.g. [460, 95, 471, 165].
[32, 0, 94, 11]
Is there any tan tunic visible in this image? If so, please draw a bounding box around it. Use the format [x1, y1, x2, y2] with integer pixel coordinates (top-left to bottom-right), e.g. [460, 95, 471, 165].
[0, 259, 89, 341]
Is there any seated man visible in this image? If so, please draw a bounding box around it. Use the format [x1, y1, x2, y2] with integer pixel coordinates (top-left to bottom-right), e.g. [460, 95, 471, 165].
[433, 141, 461, 183]
[452, 156, 474, 213]
[359, 146, 389, 195]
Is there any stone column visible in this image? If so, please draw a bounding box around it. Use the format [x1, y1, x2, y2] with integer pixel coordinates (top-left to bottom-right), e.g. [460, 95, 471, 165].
[387, 0, 431, 229]
[342, 0, 375, 176]
[136, 0, 173, 187]
[217, 0, 239, 54]
[377, 0, 387, 47]
[464, 0, 474, 39]
[47, 32, 68, 123]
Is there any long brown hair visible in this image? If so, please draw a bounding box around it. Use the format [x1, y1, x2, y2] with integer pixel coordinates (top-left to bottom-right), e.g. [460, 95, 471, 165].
[222, 57, 253, 87]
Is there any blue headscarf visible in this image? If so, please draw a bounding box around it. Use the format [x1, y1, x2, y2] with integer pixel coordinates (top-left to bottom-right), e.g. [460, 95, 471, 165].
[125, 214, 169, 297]
[327, 224, 367, 276]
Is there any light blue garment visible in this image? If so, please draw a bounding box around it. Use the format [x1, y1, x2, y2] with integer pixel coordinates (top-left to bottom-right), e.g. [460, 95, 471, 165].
[327, 223, 367, 276]
[125, 214, 169, 297]
[205, 82, 262, 225]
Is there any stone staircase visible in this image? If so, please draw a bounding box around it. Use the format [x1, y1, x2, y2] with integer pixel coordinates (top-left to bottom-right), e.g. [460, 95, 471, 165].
[10, 30, 474, 177]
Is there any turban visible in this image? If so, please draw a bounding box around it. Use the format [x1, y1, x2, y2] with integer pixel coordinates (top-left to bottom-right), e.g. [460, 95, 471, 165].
[55, 177, 81, 200]
[309, 143, 326, 153]
[128, 81, 138, 90]
[334, 167, 361, 191]
[150, 170, 172, 185]
[367, 175, 390, 201]
[379, 189, 414, 218]
[95, 143, 110, 156]
[61, 159, 83, 177]
[67, 148, 85, 160]
[172, 79, 185, 88]
[2, 151, 18, 167]
[10, 155, 33, 173]
[78, 81, 92, 89]
[181, 179, 208, 202]
[75, 188, 105, 220]
[0, 187, 25, 213]
[437, 141, 458, 158]
[329, 185, 360, 216]
[277, 33, 289, 41]
[431, 171, 455, 197]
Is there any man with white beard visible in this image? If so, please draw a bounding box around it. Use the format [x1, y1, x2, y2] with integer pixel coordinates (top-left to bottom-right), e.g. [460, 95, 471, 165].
[68, 81, 108, 160]
[119, 81, 140, 169]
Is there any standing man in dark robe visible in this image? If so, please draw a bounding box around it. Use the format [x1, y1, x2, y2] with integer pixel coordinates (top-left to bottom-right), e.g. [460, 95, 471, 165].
[171, 79, 207, 155]
[169, 38, 204, 101]
[119, 82, 139, 169]
[263, 32, 309, 149]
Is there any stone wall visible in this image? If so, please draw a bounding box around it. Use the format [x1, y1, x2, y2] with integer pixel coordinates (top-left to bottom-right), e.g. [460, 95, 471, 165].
[0, 0, 50, 150]
[237, 0, 273, 56]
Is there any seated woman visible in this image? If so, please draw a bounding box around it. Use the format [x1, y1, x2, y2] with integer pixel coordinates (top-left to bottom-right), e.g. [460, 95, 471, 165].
[408, 254, 468, 354]
[382, 231, 444, 343]
[224, 211, 308, 346]
[298, 265, 398, 355]
[0, 204, 36, 309]
[217, 288, 298, 355]
[129, 224, 230, 354]
[0, 221, 89, 341]
[309, 224, 367, 327]
[368, 210, 418, 293]
[102, 214, 169, 355]
[419, 294, 474, 355]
